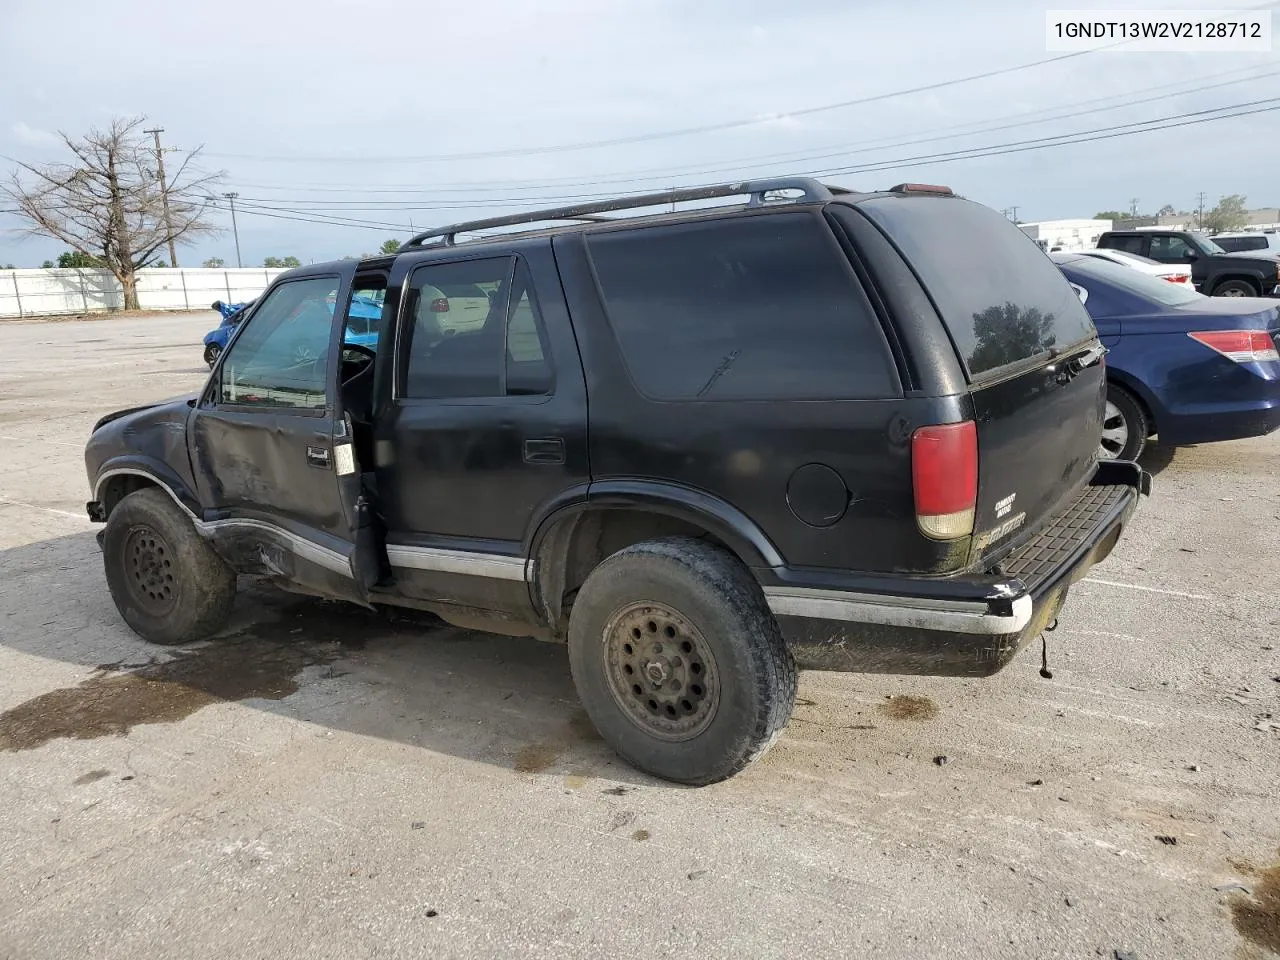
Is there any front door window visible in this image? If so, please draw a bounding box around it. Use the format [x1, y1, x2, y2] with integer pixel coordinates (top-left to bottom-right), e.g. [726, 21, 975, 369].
[1148, 235, 1195, 263]
[219, 276, 340, 409]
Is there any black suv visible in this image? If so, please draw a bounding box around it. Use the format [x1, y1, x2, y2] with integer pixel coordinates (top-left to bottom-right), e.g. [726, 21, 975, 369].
[1096, 229, 1280, 297]
[85, 179, 1148, 785]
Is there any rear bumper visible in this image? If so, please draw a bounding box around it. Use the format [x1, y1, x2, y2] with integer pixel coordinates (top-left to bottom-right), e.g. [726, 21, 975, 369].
[1158, 397, 1280, 446]
[765, 461, 1148, 677]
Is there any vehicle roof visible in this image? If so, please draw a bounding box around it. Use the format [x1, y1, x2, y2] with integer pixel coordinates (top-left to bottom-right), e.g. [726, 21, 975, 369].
[1102, 227, 1203, 235]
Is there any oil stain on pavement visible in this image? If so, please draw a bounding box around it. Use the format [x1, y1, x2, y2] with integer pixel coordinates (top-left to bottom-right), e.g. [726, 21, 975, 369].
[0, 597, 423, 752]
[1231, 858, 1280, 955]
[877, 694, 939, 721]
[513, 742, 560, 773]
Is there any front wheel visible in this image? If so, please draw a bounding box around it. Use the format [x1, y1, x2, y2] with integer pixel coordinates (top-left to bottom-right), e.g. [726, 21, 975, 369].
[101, 488, 236, 645]
[1100, 384, 1149, 461]
[203, 342, 222, 368]
[567, 538, 797, 785]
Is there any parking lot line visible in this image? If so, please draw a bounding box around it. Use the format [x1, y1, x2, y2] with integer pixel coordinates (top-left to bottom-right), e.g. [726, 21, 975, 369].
[0, 434, 82, 448]
[1080, 576, 1212, 601]
[0, 495, 92, 524]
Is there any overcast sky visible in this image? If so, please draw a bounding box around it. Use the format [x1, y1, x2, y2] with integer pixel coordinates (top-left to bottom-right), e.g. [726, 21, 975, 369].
[1, 0, 1277, 268]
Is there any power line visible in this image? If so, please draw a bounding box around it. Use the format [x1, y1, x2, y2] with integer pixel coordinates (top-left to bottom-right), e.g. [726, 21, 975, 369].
[806, 99, 1280, 180]
[222, 97, 1280, 216]
[9, 101, 1276, 237]
[219, 65, 1280, 202]
[216, 99, 1280, 235]
[203, 50, 1111, 165]
[194, 0, 1280, 167]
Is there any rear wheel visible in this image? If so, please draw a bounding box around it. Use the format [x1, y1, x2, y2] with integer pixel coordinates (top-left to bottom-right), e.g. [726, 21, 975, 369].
[567, 537, 797, 785]
[203, 342, 222, 368]
[1212, 279, 1257, 297]
[1100, 384, 1148, 462]
[102, 488, 236, 645]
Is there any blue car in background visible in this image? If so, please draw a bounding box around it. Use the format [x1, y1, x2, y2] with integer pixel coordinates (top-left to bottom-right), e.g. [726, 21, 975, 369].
[1054, 252, 1280, 461]
[202, 294, 383, 368]
[202, 300, 254, 367]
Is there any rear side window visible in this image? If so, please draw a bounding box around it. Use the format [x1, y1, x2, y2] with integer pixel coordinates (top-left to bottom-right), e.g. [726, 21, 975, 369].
[585, 213, 897, 401]
[1215, 236, 1265, 252]
[402, 257, 553, 399]
[859, 197, 1096, 379]
[1101, 234, 1147, 256]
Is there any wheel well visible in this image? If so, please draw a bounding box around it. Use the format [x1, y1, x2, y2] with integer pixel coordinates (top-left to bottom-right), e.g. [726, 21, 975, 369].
[533, 508, 743, 640]
[1211, 274, 1261, 294]
[99, 474, 162, 516]
[1108, 377, 1157, 436]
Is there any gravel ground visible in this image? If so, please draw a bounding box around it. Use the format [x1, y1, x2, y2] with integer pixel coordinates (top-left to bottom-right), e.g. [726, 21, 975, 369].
[1, 312, 1277, 960]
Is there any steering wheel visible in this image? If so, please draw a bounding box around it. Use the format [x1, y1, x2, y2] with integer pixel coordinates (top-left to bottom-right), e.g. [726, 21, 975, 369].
[341, 343, 376, 365]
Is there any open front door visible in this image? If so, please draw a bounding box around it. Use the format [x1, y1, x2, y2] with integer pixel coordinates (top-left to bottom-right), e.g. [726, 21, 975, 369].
[188, 260, 386, 606]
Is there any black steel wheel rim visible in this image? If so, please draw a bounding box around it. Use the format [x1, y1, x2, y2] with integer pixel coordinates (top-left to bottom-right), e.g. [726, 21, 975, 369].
[602, 601, 720, 742]
[124, 525, 178, 616]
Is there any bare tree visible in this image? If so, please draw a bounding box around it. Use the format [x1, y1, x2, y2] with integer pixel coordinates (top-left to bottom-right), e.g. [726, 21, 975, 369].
[3, 117, 223, 310]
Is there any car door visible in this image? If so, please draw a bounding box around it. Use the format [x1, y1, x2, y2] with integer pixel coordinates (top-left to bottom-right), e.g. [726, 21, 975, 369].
[373, 243, 589, 619]
[188, 263, 381, 604]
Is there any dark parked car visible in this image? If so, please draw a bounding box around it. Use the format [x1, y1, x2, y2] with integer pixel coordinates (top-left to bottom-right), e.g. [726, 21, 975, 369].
[1054, 253, 1280, 461]
[84, 179, 1147, 785]
[1096, 229, 1280, 298]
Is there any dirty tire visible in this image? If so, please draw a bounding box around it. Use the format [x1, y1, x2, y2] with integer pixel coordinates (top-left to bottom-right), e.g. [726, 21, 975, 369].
[1103, 383, 1148, 462]
[1211, 278, 1257, 298]
[203, 342, 222, 368]
[102, 487, 236, 645]
[567, 537, 797, 786]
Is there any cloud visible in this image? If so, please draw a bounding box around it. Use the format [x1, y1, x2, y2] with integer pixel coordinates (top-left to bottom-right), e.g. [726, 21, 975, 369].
[11, 122, 57, 147]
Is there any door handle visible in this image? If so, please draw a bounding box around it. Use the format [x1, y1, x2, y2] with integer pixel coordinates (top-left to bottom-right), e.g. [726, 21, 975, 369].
[306, 445, 331, 468]
[523, 438, 565, 465]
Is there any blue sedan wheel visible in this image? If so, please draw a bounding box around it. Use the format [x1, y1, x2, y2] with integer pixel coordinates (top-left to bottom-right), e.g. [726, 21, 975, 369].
[1101, 385, 1148, 462]
[203, 342, 222, 369]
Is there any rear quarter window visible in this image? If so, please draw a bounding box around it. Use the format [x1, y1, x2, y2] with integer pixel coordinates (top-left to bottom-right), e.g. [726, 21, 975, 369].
[585, 212, 899, 401]
[1215, 236, 1266, 253]
[858, 196, 1096, 379]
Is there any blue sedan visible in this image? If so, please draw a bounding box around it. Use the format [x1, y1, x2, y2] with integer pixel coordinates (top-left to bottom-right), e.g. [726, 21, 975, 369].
[202, 294, 383, 368]
[1054, 253, 1280, 460]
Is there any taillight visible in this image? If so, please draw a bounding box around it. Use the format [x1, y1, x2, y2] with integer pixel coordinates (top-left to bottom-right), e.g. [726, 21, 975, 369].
[1187, 330, 1280, 363]
[911, 421, 978, 540]
[429, 297, 450, 313]
[1163, 273, 1190, 284]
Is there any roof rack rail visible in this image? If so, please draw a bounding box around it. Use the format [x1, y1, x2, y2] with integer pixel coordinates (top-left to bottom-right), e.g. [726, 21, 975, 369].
[399, 177, 843, 249]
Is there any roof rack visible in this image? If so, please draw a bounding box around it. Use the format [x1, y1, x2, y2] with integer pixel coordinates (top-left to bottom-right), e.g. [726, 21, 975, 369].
[399, 177, 845, 249]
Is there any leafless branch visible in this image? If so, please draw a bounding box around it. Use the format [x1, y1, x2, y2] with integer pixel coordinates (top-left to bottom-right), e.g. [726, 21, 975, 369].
[2, 115, 226, 306]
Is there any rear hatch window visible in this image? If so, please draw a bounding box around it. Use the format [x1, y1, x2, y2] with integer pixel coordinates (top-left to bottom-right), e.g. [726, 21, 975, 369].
[858, 196, 1096, 380]
[858, 194, 1106, 563]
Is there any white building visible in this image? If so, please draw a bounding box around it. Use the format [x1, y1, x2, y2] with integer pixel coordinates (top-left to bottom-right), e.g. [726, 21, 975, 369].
[1018, 219, 1113, 252]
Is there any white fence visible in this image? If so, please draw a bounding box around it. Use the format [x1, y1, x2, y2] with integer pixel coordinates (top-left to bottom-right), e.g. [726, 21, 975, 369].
[0, 268, 287, 319]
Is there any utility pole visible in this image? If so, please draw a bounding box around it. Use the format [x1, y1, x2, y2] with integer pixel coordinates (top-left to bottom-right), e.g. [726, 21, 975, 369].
[1129, 197, 1139, 217]
[223, 192, 242, 268]
[1196, 191, 1207, 229]
[144, 127, 178, 267]
[1004, 205, 1019, 223]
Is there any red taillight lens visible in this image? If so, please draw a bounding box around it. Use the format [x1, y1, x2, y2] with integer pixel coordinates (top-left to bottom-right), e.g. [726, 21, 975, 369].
[911, 421, 978, 540]
[1163, 273, 1190, 284]
[429, 297, 450, 313]
[1188, 330, 1280, 363]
